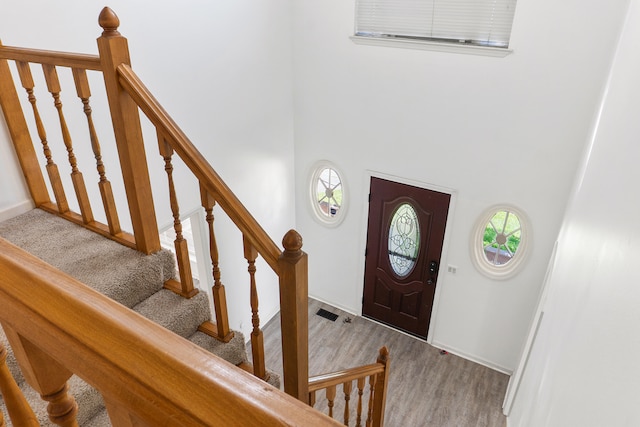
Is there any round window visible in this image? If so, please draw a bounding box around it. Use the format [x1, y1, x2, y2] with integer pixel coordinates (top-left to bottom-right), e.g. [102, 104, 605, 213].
[471, 205, 530, 279]
[309, 161, 347, 226]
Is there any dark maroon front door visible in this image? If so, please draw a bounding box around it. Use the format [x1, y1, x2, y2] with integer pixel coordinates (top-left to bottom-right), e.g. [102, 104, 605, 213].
[363, 177, 450, 338]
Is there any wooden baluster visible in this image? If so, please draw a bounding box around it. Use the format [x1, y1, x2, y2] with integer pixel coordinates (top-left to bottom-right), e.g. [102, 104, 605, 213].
[370, 347, 390, 427]
[15, 61, 69, 213]
[343, 380, 353, 425]
[41, 383, 79, 427]
[365, 375, 377, 427]
[278, 230, 309, 403]
[0, 45, 49, 206]
[0, 405, 4, 427]
[199, 185, 232, 342]
[97, 7, 160, 254]
[309, 390, 316, 408]
[72, 67, 121, 235]
[356, 377, 366, 427]
[158, 132, 195, 298]
[243, 235, 267, 380]
[326, 385, 336, 419]
[3, 326, 78, 427]
[42, 64, 93, 223]
[0, 341, 39, 426]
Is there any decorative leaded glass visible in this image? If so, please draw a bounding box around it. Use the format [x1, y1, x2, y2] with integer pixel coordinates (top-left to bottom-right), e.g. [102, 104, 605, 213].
[388, 203, 420, 277]
[482, 210, 521, 265]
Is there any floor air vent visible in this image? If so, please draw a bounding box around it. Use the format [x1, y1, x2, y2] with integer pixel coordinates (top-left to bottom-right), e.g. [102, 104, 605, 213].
[316, 308, 339, 322]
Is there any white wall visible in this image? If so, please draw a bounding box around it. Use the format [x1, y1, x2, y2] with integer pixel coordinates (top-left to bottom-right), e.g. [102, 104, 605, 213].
[508, 1, 640, 424]
[0, 118, 31, 219]
[291, 0, 629, 371]
[0, 0, 296, 338]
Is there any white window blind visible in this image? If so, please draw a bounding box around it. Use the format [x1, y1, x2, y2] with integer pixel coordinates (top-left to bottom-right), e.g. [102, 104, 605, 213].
[355, 0, 517, 48]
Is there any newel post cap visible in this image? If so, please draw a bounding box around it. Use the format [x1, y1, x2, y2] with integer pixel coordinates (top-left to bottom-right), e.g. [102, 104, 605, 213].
[282, 229, 303, 254]
[377, 346, 390, 363]
[99, 7, 121, 37]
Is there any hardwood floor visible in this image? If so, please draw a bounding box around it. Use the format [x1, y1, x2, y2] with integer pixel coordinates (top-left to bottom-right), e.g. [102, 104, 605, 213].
[258, 298, 508, 427]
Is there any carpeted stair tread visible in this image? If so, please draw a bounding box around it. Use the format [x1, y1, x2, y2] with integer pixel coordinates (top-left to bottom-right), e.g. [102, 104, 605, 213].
[0, 209, 175, 308]
[1, 375, 104, 427]
[187, 330, 281, 388]
[133, 289, 211, 339]
[188, 330, 248, 367]
[266, 370, 281, 389]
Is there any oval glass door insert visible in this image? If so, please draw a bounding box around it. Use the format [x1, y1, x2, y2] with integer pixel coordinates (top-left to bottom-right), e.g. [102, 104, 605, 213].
[388, 202, 421, 277]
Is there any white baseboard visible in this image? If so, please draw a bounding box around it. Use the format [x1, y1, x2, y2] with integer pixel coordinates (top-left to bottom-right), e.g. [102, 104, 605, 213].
[431, 340, 513, 375]
[308, 294, 359, 317]
[0, 200, 34, 222]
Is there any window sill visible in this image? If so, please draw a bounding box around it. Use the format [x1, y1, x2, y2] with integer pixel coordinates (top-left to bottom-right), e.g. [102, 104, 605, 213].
[350, 35, 513, 57]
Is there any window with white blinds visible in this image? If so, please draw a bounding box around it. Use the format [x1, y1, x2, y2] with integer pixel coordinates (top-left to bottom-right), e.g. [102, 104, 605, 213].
[355, 0, 517, 48]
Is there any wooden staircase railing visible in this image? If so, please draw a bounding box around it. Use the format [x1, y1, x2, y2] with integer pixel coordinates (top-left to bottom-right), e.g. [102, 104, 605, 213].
[0, 238, 339, 426]
[308, 347, 390, 427]
[0, 6, 308, 401]
[0, 9, 391, 423]
[103, 9, 309, 396]
[0, 40, 136, 251]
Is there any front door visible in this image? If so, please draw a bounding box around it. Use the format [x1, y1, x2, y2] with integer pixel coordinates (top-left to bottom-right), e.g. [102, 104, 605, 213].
[363, 177, 450, 338]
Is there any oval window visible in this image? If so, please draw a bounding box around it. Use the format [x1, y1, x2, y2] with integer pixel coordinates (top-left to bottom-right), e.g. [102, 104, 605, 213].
[471, 204, 531, 280]
[483, 210, 521, 265]
[309, 161, 347, 227]
[388, 203, 420, 277]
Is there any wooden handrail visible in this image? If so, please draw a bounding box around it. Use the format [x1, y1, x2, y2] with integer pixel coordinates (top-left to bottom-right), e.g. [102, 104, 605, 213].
[308, 364, 385, 392]
[0, 45, 102, 70]
[0, 238, 340, 426]
[115, 62, 282, 273]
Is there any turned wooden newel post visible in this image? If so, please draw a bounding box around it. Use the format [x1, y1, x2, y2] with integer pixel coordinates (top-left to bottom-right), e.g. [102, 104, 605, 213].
[97, 7, 160, 254]
[371, 346, 390, 427]
[278, 230, 309, 403]
[0, 341, 39, 426]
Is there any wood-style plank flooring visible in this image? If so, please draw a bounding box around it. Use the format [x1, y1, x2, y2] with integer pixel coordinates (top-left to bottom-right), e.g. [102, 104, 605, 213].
[258, 298, 508, 427]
